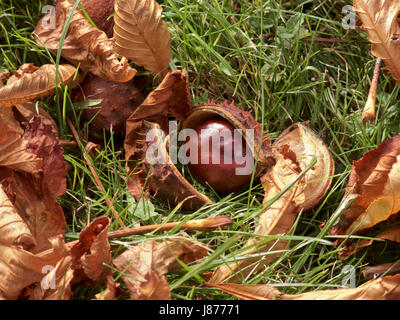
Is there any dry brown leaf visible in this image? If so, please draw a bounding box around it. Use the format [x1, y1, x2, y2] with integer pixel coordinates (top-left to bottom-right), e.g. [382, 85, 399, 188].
[210, 123, 334, 283]
[0, 233, 67, 300]
[4, 65, 60, 137]
[354, 0, 400, 86]
[206, 274, 400, 300]
[0, 115, 67, 253]
[112, 235, 208, 300]
[6, 63, 39, 84]
[125, 70, 190, 164]
[23, 117, 66, 198]
[0, 110, 70, 299]
[330, 134, 400, 257]
[363, 262, 400, 281]
[35, 0, 136, 82]
[0, 177, 67, 299]
[375, 225, 400, 243]
[113, 0, 171, 77]
[14, 103, 59, 138]
[0, 107, 42, 173]
[31, 217, 112, 300]
[0, 64, 76, 107]
[70, 217, 112, 282]
[94, 275, 119, 300]
[0, 171, 66, 254]
[0, 185, 35, 249]
[125, 69, 190, 131]
[29, 252, 73, 300]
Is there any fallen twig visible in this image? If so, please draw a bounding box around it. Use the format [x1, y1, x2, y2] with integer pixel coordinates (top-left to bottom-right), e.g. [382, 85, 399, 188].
[66, 117, 126, 227]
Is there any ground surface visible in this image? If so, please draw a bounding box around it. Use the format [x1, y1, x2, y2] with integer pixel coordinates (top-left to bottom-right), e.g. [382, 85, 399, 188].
[1, 0, 400, 299]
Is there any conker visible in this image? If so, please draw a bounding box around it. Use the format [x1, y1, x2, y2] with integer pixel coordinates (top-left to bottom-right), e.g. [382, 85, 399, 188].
[184, 117, 254, 194]
[71, 75, 144, 140]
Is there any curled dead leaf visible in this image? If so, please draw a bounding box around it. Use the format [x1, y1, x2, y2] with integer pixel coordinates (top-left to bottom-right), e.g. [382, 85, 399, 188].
[0, 167, 66, 255]
[24, 117, 66, 198]
[70, 217, 112, 282]
[0, 185, 34, 249]
[35, 0, 136, 82]
[0, 233, 67, 300]
[0, 64, 76, 107]
[0, 107, 42, 173]
[113, 0, 171, 77]
[374, 225, 400, 243]
[13, 103, 59, 138]
[0, 115, 67, 253]
[0, 107, 69, 299]
[31, 217, 112, 300]
[330, 133, 400, 257]
[354, 0, 400, 86]
[0, 165, 67, 300]
[112, 235, 208, 300]
[6, 63, 39, 85]
[363, 262, 400, 281]
[125, 69, 191, 133]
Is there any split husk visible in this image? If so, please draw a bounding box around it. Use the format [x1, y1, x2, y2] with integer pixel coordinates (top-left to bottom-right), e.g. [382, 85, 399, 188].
[126, 93, 276, 211]
[181, 102, 276, 178]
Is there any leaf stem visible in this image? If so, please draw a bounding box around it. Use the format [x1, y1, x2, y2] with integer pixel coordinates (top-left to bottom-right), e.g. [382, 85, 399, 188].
[362, 58, 382, 123]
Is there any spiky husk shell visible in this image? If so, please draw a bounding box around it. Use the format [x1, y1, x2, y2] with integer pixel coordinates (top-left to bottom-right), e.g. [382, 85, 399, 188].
[182, 101, 276, 178]
[126, 121, 213, 211]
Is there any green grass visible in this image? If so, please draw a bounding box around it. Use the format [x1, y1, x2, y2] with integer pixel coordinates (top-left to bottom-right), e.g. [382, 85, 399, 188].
[1, 0, 400, 300]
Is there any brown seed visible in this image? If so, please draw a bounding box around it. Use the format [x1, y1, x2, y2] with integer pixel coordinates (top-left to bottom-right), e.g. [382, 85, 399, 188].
[71, 75, 144, 139]
[185, 117, 253, 194]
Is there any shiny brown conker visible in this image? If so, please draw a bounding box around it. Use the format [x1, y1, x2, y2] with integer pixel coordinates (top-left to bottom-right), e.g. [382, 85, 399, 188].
[184, 117, 254, 194]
